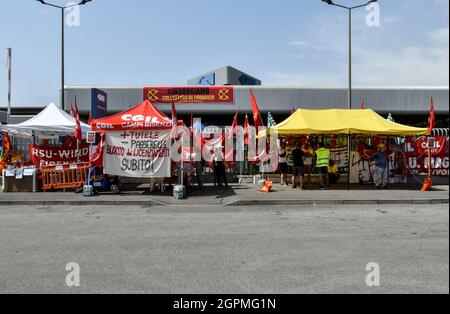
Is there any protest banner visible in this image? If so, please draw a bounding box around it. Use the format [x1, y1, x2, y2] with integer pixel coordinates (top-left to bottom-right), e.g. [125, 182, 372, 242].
[30, 143, 90, 167]
[405, 136, 449, 176]
[103, 130, 171, 178]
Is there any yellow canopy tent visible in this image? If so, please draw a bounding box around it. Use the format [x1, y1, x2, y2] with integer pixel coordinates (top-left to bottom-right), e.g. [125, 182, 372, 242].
[260, 109, 429, 137]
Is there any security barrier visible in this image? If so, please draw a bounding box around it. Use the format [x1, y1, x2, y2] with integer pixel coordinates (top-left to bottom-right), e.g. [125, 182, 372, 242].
[40, 163, 90, 191]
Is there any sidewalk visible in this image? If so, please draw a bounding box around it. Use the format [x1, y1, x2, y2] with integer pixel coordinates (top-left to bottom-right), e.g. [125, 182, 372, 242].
[0, 183, 448, 207]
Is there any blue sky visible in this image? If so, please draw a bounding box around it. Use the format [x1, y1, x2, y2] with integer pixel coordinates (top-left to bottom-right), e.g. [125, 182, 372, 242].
[0, 0, 448, 107]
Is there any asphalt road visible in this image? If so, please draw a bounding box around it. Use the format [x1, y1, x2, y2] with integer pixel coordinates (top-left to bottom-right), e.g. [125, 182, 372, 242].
[0, 204, 448, 294]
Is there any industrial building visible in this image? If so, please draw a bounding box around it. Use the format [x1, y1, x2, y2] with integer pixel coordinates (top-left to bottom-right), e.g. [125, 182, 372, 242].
[2, 66, 449, 127]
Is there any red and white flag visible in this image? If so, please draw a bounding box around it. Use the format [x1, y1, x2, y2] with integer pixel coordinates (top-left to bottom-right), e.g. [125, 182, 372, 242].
[74, 96, 82, 144]
[171, 101, 177, 126]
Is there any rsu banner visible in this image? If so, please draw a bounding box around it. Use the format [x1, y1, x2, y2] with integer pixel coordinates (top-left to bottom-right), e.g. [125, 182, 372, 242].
[104, 131, 171, 178]
[143, 86, 234, 103]
[30, 144, 90, 167]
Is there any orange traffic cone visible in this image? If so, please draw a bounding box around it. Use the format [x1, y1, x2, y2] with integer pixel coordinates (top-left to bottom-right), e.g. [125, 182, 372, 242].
[421, 178, 433, 192]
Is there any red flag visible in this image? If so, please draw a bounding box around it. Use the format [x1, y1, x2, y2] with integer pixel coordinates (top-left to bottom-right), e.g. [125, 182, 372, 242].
[229, 112, 238, 138]
[291, 107, 296, 115]
[70, 103, 75, 117]
[361, 98, 366, 110]
[90, 133, 105, 168]
[250, 89, 264, 131]
[74, 96, 82, 144]
[243, 114, 250, 145]
[428, 97, 436, 133]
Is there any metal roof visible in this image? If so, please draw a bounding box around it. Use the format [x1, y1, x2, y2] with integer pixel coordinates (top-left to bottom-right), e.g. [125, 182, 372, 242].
[62, 85, 448, 116]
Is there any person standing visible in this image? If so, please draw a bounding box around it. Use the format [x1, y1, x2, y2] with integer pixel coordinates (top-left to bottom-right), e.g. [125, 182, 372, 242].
[195, 160, 205, 190]
[369, 144, 389, 189]
[302, 142, 314, 186]
[315, 142, 330, 190]
[279, 142, 289, 186]
[291, 142, 306, 189]
[213, 146, 229, 189]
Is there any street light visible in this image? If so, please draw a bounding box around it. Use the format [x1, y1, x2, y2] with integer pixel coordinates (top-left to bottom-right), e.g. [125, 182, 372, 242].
[36, 0, 93, 111]
[321, 0, 378, 109]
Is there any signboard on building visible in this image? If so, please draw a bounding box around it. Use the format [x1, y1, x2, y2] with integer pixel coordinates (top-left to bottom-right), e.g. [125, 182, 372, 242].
[143, 86, 234, 104]
[103, 131, 171, 178]
[91, 88, 108, 119]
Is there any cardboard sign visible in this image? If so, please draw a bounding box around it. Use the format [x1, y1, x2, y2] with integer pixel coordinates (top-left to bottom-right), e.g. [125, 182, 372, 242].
[103, 131, 171, 178]
[86, 131, 96, 144]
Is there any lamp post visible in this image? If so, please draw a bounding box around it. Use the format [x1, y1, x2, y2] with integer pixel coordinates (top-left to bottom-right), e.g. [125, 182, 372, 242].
[322, 0, 378, 191]
[36, 0, 92, 111]
[321, 0, 378, 110]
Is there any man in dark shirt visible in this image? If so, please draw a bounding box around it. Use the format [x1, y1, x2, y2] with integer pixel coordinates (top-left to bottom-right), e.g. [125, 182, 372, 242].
[369, 144, 389, 189]
[291, 143, 305, 189]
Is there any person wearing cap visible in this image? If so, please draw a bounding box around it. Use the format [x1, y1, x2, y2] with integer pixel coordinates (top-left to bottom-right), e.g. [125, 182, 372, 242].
[369, 144, 389, 189]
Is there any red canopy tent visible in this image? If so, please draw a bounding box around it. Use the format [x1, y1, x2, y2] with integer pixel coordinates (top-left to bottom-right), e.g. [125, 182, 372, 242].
[91, 100, 173, 132]
[89, 100, 174, 178]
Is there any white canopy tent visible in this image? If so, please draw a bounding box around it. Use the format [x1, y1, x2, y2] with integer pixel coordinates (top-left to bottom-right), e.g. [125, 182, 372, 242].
[0, 103, 90, 137]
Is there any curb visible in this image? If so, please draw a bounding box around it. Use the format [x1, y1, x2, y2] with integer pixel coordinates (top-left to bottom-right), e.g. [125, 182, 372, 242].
[0, 198, 448, 207]
[223, 198, 450, 206]
[0, 199, 168, 207]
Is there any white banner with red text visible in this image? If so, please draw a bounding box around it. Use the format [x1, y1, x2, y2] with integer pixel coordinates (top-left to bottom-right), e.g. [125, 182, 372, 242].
[103, 131, 171, 178]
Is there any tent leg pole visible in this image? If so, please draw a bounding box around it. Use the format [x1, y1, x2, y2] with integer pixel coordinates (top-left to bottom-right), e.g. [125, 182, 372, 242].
[347, 135, 351, 191]
[387, 136, 390, 187]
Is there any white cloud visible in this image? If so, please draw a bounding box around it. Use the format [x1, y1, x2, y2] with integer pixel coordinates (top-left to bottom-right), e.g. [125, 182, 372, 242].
[265, 71, 346, 87]
[428, 27, 449, 46]
[269, 25, 449, 87]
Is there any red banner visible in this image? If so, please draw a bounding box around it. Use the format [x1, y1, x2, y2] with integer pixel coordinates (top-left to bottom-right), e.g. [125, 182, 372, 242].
[405, 136, 449, 176]
[30, 144, 90, 167]
[143, 86, 234, 103]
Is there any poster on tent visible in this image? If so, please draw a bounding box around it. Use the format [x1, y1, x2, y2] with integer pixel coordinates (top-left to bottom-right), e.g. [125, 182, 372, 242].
[349, 151, 401, 184]
[103, 131, 171, 178]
